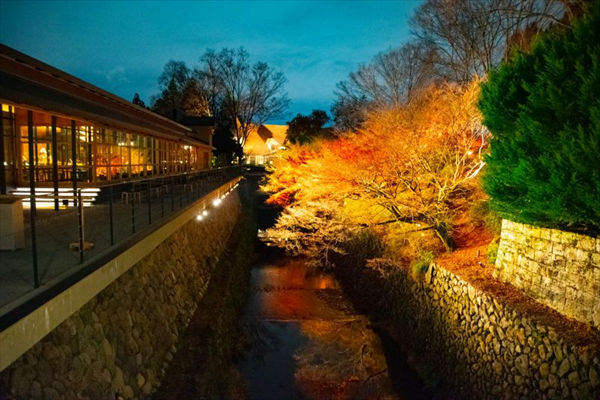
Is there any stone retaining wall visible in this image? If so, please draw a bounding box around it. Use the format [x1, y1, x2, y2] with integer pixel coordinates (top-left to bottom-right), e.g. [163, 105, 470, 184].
[495, 219, 600, 328]
[340, 258, 600, 399]
[0, 191, 241, 400]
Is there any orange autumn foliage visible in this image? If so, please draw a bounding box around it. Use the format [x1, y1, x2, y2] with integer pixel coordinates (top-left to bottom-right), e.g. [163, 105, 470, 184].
[264, 81, 488, 258]
[338, 81, 486, 226]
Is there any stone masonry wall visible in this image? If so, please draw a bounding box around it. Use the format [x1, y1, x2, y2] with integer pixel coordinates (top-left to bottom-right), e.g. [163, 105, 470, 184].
[495, 219, 600, 328]
[340, 258, 600, 400]
[0, 191, 241, 400]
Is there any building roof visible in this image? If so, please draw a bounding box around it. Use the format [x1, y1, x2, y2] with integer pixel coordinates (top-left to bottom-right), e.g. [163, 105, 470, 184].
[0, 44, 202, 144]
[244, 124, 288, 156]
[262, 124, 288, 145]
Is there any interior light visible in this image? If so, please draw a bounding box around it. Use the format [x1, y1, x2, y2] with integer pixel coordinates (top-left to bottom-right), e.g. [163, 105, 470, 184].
[212, 198, 222, 207]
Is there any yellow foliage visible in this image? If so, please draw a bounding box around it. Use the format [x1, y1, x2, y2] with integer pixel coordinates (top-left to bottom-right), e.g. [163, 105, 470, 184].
[263, 80, 488, 258]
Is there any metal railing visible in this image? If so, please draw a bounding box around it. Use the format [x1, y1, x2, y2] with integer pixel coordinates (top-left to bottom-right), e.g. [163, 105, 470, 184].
[0, 166, 242, 309]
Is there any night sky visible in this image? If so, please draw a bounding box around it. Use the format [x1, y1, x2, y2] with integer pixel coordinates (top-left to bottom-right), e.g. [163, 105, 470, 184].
[0, 1, 420, 123]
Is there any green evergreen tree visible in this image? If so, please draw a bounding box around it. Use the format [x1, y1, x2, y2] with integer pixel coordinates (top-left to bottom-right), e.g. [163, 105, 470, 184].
[479, 2, 600, 232]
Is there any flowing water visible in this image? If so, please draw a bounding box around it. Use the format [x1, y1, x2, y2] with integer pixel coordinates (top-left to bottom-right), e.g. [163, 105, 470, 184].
[237, 248, 429, 400]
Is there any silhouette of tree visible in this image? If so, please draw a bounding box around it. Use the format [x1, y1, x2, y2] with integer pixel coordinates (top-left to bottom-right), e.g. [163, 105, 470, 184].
[199, 48, 289, 150]
[411, 0, 578, 82]
[151, 60, 191, 118]
[149, 50, 289, 161]
[132, 93, 146, 108]
[332, 42, 438, 132]
[287, 110, 331, 145]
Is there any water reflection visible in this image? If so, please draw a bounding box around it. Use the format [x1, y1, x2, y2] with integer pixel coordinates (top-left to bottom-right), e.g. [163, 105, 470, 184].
[251, 257, 338, 290]
[239, 256, 399, 400]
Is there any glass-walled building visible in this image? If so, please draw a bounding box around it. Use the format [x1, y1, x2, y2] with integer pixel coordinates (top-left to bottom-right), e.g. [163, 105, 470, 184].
[0, 44, 213, 193]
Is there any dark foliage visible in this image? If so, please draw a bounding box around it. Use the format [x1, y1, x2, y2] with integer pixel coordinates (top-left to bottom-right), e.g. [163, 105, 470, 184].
[212, 118, 242, 164]
[331, 95, 368, 133]
[151, 60, 191, 118]
[149, 50, 288, 162]
[286, 109, 332, 144]
[479, 3, 600, 232]
[132, 93, 146, 108]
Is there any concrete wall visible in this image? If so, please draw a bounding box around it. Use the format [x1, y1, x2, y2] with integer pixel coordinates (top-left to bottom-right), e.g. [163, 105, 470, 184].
[495, 219, 600, 328]
[341, 258, 600, 400]
[0, 190, 241, 400]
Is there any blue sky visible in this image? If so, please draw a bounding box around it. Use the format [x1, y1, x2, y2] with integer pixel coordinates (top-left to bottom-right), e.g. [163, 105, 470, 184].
[0, 1, 420, 123]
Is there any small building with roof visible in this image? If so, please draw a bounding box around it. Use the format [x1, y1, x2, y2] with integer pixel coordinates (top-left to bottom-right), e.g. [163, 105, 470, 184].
[243, 124, 288, 165]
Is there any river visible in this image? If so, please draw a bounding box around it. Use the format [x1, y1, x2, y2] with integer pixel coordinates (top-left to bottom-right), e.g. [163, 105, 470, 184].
[237, 243, 429, 400]
[154, 179, 429, 399]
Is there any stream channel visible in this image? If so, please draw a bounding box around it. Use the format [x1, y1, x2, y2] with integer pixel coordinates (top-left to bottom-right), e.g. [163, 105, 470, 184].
[238, 249, 429, 400]
[155, 178, 430, 400]
[237, 182, 429, 400]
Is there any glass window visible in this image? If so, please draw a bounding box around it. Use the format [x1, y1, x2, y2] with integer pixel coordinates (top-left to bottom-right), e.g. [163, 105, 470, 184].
[133, 136, 143, 177]
[55, 116, 73, 182]
[75, 124, 92, 182]
[109, 130, 129, 180]
[1, 104, 17, 188]
[9, 105, 207, 185]
[16, 108, 53, 183]
[94, 127, 110, 181]
[158, 140, 167, 174]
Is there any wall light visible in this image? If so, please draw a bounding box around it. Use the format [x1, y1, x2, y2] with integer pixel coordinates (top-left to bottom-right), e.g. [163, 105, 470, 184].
[13, 187, 100, 208]
[213, 198, 222, 207]
[196, 214, 204, 221]
[202, 210, 208, 216]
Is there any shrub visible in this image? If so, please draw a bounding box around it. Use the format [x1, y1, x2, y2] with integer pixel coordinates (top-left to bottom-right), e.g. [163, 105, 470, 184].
[479, 3, 600, 233]
[411, 250, 434, 277]
[487, 242, 499, 265]
[341, 229, 385, 266]
[470, 199, 502, 235]
[381, 222, 444, 264]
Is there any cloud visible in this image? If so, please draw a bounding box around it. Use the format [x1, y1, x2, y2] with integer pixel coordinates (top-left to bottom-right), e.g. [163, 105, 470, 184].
[105, 66, 129, 85]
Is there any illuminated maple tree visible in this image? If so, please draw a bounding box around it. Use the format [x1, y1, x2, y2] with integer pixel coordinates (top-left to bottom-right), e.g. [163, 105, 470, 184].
[264, 81, 487, 262]
[345, 80, 488, 248]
